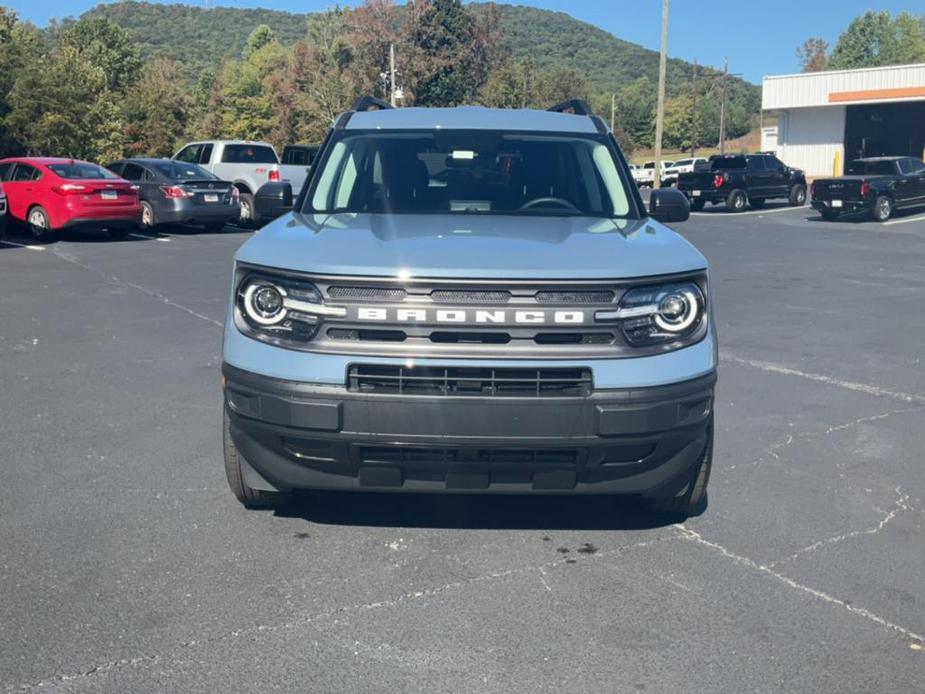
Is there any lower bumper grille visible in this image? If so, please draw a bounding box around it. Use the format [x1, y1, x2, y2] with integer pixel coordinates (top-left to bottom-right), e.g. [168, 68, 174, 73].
[359, 447, 581, 465]
[348, 365, 593, 397]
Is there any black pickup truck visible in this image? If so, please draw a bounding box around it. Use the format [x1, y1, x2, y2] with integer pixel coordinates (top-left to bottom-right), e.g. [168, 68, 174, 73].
[811, 156, 925, 222]
[677, 153, 807, 212]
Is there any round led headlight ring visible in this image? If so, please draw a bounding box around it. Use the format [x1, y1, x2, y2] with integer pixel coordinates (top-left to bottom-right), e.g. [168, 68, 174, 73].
[654, 289, 700, 333]
[243, 282, 288, 325]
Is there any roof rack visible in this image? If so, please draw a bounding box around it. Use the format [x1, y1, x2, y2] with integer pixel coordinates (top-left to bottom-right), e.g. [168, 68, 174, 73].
[351, 96, 394, 112]
[547, 100, 594, 116]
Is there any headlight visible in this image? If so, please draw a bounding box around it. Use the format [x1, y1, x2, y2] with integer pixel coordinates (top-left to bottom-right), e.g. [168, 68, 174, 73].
[597, 281, 707, 348]
[235, 271, 344, 346]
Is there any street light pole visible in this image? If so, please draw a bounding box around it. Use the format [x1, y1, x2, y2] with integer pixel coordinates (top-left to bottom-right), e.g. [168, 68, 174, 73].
[718, 58, 728, 154]
[389, 43, 397, 107]
[611, 92, 616, 132]
[653, 0, 669, 189]
[690, 59, 698, 158]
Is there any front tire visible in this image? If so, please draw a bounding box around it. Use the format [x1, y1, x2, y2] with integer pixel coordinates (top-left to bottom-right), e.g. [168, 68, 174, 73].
[647, 421, 713, 517]
[788, 184, 807, 206]
[224, 409, 288, 509]
[871, 195, 893, 222]
[27, 206, 54, 242]
[140, 201, 156, 229]
[726, 189, 747, 212]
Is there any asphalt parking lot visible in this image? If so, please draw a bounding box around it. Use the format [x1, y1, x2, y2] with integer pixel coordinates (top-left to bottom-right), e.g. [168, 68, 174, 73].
[2, 203, 925, 692]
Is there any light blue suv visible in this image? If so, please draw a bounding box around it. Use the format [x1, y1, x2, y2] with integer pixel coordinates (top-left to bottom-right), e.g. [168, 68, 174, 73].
[222, 97, 717, 516]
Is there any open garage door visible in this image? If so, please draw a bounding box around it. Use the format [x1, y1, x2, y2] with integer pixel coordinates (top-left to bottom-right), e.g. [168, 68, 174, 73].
[845, 102, 925, 166]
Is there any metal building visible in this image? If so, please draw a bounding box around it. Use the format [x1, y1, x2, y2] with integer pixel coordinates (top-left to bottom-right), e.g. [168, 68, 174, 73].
[763, 63, 925, 177]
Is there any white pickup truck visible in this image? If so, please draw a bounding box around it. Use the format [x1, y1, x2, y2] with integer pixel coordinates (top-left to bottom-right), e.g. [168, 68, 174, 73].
[172, 141, 310, 224]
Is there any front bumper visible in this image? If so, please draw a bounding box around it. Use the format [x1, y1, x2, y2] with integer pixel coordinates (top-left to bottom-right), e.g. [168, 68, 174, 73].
[224, 363, 716, 496]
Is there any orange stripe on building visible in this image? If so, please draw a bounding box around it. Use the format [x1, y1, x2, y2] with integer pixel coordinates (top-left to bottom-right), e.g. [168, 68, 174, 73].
[828, 86, 925, 103]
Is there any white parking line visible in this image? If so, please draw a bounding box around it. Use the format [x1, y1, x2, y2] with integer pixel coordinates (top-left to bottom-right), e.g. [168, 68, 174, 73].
[0, 239, 45, 251]
[883, 213, 925, 226]
[129, 233, 170, 242]
[691, 205, 807, 218]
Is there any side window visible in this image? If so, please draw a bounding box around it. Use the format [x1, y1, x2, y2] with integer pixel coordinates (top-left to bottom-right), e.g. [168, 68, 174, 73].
[121, 163, 145, 181]
[747, 156, 767, 172]
[107, 162, 124, 176]
[175, 145, 201, 164]
[198, 143, 213, 165]
[0, 162, 14, 181]
[910, 158, 925, 173]
[141, 168, 156, 182]
[12, 164, 40, 182]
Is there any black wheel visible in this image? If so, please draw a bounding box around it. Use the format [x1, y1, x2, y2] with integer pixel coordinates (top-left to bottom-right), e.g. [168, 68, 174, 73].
[820, 209, 840, 221]
[108, 227, 130, 240]
[26, 206, 54, 242]
[647, 420, 713, 517]
[224, 409, 288, 509]
[726, 189, 747, 212]
[237, 192, 255, 227]
[690, 198, 705, 211]
[788, 184, 807, 206]
[749, 197, 765, 209]
[140, 201, 156, 229]
[871, 195, 893, 222]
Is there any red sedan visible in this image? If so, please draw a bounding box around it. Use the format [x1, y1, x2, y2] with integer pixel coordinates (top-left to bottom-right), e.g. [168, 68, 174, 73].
[0, 157, 142, 241]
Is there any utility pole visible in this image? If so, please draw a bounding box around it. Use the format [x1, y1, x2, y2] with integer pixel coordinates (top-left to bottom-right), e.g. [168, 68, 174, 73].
[718, 58, 728, 154]
[610, 92, 616, 132]
[690, 60, 698, 158]
[389, 43, 397, 107]
[653, 0, 669, 189]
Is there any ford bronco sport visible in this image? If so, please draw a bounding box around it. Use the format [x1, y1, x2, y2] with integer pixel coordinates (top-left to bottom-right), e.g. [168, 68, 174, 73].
[222, 97, 717, 516]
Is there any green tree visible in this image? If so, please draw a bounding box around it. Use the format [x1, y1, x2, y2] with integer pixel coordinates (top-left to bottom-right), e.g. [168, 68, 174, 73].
[404, 0, 477, 106]
[58, 17, 142, 92]
[662, 94, 694, 151]
[124, 56, 191, 156]
[796, 38, 828, 73]
[829, 11, 925, 70]
[544, 68, 589, 105]
[243, 24, 275, 58]
[616, 77, 656, 149]
[478, 58, 540, 109]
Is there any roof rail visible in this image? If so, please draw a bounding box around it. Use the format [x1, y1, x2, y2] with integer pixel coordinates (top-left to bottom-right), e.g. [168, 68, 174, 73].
[351, 96, 394, 112]
[547, 100, 594, 116]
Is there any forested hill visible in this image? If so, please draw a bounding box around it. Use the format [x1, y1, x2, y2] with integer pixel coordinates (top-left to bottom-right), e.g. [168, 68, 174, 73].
[84, 1, 758, 100]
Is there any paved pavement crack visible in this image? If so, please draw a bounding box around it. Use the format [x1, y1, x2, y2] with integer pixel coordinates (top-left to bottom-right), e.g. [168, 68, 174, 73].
[3, 535, 680, 692]
[45, 246, 223, 329]
[767, 487, 912, 568]
[721, 352, 925, 404]
[676, 524, 925, 646]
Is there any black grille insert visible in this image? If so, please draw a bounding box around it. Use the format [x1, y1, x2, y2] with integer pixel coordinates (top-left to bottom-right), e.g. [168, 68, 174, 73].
[327, 286, 407, 301]
[348, 365, 593, 397]
[535, 290, 615, 304]
[430, 289, 511, 304]
[360, 446, 580, 465]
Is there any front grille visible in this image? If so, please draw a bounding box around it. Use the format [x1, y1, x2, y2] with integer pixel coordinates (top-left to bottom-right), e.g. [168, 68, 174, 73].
[327, 286, 408, 301]
[535, 290, 615, 304]
[348, 365, 593, 397]
[359, 446, 580, 465]
[430, 289, 511, 304]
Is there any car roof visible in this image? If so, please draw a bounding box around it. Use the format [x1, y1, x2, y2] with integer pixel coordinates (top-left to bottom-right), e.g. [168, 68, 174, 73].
[0, 157, 94, 164]
[345, 106, 600, 134]
[856, 156, 904, 162]
[186, 140, 274, 147]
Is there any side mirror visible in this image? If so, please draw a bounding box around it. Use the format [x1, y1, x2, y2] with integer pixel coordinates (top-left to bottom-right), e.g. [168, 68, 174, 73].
[254, 181, 294, 224]
[648, 187, 690, 224]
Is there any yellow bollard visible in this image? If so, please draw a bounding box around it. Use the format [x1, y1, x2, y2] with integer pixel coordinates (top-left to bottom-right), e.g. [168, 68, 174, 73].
[834, 150, 841, 177]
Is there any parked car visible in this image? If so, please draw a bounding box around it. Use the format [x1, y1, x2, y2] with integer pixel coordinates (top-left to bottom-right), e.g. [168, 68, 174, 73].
[280, 144, 319, 167]
[106, 158, 240, 232]
[677, 153, 806, 212]
[633, 160, 674, 187]
[0, 183, 7, 239]
[172, 141, 309, 225]
[222, 97, 716, 517]
[0, 158, 141, 242]
[811, 156, 925, 222]
[662, 157, 708, 187]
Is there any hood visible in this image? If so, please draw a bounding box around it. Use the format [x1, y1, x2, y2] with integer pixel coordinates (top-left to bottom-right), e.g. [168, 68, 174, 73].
[235, 212, 708, 280]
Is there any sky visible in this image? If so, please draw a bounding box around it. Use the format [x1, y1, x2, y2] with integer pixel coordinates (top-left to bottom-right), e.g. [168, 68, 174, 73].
[6, 0, 925, 83]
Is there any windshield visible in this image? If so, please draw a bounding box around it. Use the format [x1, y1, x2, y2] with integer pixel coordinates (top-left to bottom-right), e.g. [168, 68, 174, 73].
[305, 130, 633, 218]
[47, 162, 119, 180]
[150, 161, 216, 180]
[847, 160, 898, 175]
